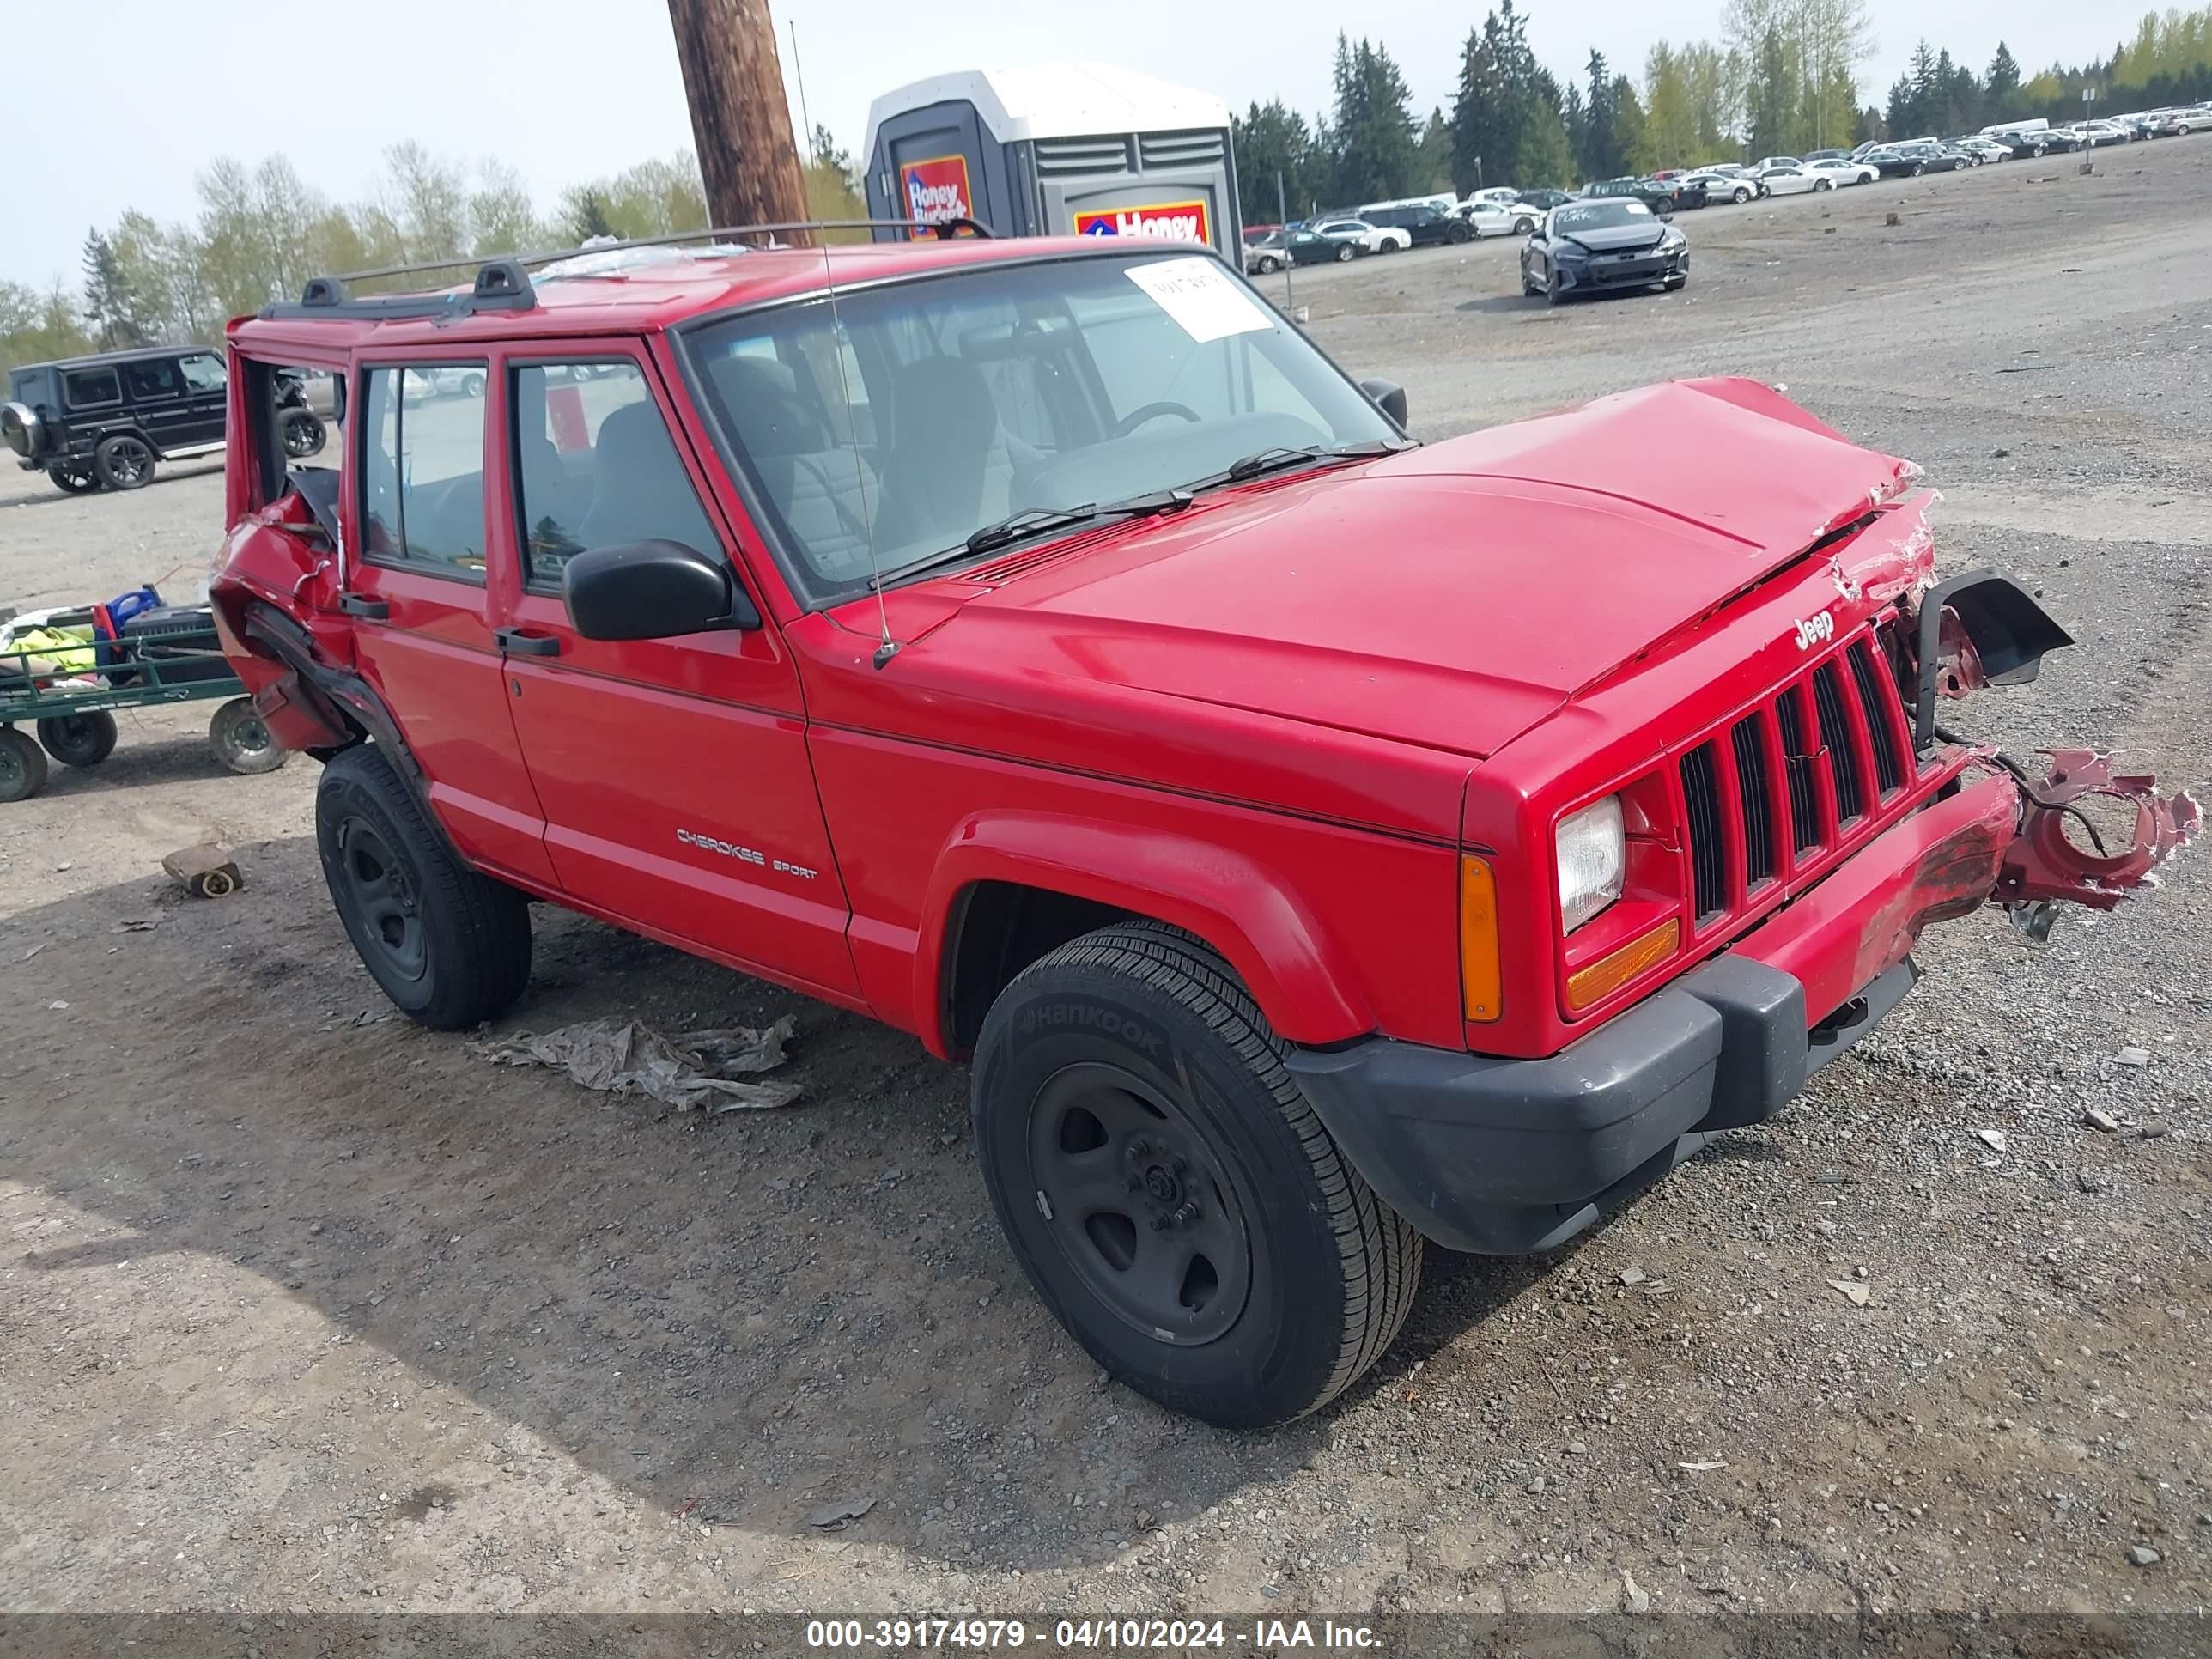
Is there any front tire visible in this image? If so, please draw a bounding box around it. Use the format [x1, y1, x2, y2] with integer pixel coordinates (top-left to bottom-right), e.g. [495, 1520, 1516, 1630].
[1732, 186, 1751, 203]
[315, 744, 532, 1030]
[1257, 256, 1280, 274]
[94, 433, 155, 490]
[972, 921, 1421, 1430]
[1815, 177, 1833, 191]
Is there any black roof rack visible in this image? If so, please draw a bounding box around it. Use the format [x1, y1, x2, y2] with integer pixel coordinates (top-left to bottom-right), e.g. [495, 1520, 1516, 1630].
[258, 217, 993, 322]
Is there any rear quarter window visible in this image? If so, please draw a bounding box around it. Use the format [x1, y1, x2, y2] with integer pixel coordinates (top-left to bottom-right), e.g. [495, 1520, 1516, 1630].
[64, 368, 122, 408]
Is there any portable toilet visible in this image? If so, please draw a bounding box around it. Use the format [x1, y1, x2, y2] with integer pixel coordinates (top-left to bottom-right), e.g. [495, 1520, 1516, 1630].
[862, 63, 1241, 255]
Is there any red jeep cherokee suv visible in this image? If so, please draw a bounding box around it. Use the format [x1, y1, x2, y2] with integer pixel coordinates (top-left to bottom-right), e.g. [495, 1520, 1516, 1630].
[210, 229, 2194, 1429]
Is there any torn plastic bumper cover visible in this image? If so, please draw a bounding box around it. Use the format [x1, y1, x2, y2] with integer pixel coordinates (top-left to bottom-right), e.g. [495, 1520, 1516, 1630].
[1995, 748, 2202, 934]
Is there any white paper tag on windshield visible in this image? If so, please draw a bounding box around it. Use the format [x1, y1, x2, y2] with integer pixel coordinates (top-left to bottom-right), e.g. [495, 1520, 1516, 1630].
[1126, 257, 1273, 343]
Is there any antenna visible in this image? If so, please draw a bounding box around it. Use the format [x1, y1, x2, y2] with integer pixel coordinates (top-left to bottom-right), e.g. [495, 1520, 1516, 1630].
[816, 243, 898, 668]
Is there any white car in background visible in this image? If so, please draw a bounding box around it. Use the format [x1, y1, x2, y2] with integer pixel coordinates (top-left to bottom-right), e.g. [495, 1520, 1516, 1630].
[1309, 218, 1412, 256]
[1686, 170, 1759, 204]
[1462, 187, 1522, 210]
[1751, 165, 1826, 196]
[1453, 200, 1539, 238]
[1805, 157, 1879, 185]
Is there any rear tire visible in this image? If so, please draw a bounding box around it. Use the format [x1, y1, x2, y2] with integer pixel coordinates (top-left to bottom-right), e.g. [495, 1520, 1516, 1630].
[94, 433, 155, 490]
[315, 744, 532, 1030]
[1732, 186, 1751, 203]
[0, 728, 48, 803]
[36, 711, 118, 768]
[1334, 243, 1355, 262]
[46, 462, 99, 494]
[209, 697, 291, 775]
[972, 920, 1421, 1430]
[1815, 177, 1833, 191]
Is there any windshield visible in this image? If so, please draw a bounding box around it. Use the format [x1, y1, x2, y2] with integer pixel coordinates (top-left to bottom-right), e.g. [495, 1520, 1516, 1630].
[684, 251, 1399, 601]
[1551, 202, 1654, 232]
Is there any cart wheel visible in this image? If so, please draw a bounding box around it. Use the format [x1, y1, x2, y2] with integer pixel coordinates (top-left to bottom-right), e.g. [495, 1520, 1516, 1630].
[0, 728, 48, 803]
[210, 698, 290, 775]
[37, 710, 119, 768]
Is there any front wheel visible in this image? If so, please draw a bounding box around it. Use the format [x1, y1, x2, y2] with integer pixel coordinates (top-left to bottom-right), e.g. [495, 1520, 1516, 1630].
[315, 744, 532, 1030]
[1732, 186, 1751, 203]
[972, 921, 1421, 1430]
[1815, 177, 1833, 191]
[1256, 255, 1280, 273]
[94, 433, 155, 490]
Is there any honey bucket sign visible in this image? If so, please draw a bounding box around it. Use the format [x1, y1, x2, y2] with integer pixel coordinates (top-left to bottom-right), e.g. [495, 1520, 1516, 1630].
[900, 155, 974, 225]
[1072, 199, 1213, 245]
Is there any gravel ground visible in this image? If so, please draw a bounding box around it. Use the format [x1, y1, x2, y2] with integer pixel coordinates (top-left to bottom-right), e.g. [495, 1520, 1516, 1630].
[2, 139, 2208, 1641]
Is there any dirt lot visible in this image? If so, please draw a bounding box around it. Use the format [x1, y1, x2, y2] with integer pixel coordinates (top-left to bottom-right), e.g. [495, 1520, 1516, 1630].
[3, 143, 2210, 1639]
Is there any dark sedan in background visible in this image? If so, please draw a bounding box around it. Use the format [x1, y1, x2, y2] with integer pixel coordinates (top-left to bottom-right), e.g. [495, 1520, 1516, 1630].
[1522, 198, 1689, 304]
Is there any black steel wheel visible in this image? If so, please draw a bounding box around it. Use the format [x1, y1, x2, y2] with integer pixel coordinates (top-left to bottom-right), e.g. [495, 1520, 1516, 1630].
[1026, 1060, 1255, 1346]
[36, 711, 118, 768]
[46, 462, 99, 494]
[973, 920, 1421, 1429]
[0, 728, 48, 803]
[94, 433, 155, 489]
[315, 744, 532, 1029]
[208, 696, 290, 775]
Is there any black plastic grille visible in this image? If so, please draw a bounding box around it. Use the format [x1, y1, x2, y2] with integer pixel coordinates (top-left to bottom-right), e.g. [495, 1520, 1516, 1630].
[1848, 637, 1907, 795]
[1679, 741, 1727, 921]
[1812, 661, 1865, 823]
[1731, 715, 1776, 885]
[1778, 684, 1822, 853]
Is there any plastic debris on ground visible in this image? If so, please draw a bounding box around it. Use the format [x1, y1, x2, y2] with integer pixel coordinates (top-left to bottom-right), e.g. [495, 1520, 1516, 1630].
[483, 1014, 801, 1112]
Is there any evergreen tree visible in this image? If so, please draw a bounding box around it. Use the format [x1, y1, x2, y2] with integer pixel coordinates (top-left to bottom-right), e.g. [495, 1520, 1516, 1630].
[1561, 82, 1589, 180]
[81, 230, 144, 349]
[1747, 26, 1794, 155]
[566, 189, 617, 241]
[1452, 24, 1509, 191]
[1417, 107, 1455, 191]
[1985, 41, 2022, 114]
[1582, 51, 1624, 179]
[1904, 40, 1942, 136]
[1613, 75, 1652, 173]
[1231, 100, 1320, 222]
[1331, 35, 1419, 204]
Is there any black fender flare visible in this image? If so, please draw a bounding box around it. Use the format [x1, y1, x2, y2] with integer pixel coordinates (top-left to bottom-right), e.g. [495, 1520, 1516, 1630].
[239, 601, 465, 863]
[1911, 568, 2075, 750]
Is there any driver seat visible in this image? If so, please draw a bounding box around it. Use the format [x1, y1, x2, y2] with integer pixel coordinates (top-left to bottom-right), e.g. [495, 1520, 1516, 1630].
[876, 356, 1023, 551]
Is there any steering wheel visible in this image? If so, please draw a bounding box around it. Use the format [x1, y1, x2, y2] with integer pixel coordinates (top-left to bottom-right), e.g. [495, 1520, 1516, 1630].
[1112, 401, 1202, 438]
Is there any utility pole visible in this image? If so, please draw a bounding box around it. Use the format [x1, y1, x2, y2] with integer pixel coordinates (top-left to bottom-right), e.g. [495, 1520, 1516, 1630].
[665, 0, 811, 240]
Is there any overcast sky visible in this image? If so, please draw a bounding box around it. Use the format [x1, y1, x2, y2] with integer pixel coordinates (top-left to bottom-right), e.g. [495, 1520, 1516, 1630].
[9, 0, 2118, 285]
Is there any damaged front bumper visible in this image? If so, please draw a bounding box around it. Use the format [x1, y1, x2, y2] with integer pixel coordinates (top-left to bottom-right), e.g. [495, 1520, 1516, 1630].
[1291, 732, 2197, 1257]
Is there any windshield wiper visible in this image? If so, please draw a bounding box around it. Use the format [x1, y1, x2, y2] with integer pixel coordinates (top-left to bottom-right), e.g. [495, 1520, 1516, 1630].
[1208, 436, 1413, 489]
[870, 488, 1194, 590]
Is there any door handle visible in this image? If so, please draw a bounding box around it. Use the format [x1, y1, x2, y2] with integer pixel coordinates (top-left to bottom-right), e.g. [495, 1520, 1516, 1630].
[337, 592, 389, 619]
[495, 628, 562, 658]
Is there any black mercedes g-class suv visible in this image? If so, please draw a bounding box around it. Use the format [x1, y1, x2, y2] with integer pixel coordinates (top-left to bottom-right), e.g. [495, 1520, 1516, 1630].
[2, 344, 324, 494]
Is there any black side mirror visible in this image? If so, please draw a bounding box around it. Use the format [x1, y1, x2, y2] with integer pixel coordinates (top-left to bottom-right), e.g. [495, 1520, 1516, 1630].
[330, 374, 348, 425]
[562, 539, 760, 641]
[1358, 378, 1409, 429]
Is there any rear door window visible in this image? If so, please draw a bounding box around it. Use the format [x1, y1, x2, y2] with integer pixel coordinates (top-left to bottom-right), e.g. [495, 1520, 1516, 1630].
[358, 364, 489, 579]
[123, 358, 185, 401]
[64, 367, 121, 408]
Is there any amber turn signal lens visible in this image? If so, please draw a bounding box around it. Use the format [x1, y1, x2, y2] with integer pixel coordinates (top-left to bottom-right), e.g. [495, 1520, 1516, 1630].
[1566, 917, 1680, 1012]
[1460, 854, 1503, 1022]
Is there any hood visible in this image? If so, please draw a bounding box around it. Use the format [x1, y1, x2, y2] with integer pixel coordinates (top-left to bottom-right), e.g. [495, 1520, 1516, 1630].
[1561, 221, 1670, 253]
[899, 378, 1913, 761]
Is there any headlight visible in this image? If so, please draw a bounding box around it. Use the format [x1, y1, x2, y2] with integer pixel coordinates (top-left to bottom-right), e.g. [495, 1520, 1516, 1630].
[1556, 795, 1626, 933]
